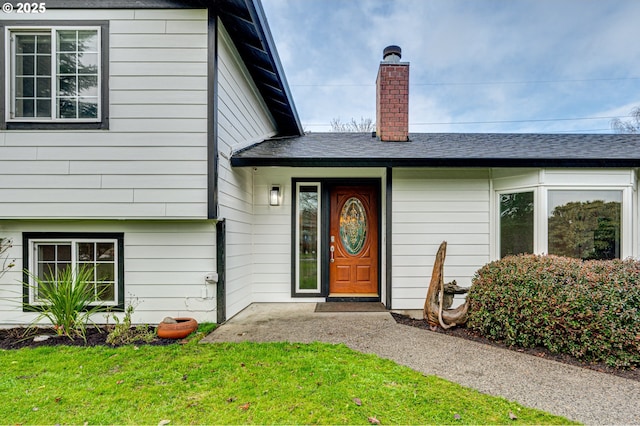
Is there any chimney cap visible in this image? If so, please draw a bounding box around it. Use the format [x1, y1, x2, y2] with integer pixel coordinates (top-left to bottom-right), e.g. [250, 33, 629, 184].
[383, 45, 402, 61]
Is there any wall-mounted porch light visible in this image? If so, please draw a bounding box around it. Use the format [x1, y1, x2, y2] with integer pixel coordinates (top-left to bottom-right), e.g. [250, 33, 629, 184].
[269, 185, 281, 206]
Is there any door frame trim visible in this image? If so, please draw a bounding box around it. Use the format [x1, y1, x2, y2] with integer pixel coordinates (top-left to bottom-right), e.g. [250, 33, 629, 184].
[291, 177, 382, 301]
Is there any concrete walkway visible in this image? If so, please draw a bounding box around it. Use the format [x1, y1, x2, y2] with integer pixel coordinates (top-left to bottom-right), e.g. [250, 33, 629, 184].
[201, 303, 640, 425]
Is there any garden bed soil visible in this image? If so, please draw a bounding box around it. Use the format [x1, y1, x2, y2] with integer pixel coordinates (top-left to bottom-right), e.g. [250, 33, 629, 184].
[390, 312, 639, 383]
[0, 326, 178, 350]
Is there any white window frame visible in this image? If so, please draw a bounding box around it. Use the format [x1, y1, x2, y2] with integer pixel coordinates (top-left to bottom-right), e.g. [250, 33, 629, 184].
[6, 25, 102, 123]
[495, 187, 538, 258]
[295, 182, 322, 294]
[27, 237, 119, 307]
[541, 186, 630, 259]
[492, 169, 634, 260]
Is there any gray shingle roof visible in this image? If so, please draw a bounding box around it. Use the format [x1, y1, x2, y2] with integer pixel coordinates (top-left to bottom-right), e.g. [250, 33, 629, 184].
[231, 132, 640, 167]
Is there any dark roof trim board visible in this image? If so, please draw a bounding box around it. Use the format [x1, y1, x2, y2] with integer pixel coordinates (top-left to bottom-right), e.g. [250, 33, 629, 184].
[231, 132, 640, 168]
[46, 0, 205, 8]
[218, 0, 303, 136]
[232, 157, 640, 168]
[46, 0, 303, 137]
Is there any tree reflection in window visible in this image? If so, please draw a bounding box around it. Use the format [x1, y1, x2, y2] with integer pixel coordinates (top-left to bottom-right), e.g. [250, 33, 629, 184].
[548, 198, 621, 260]
[57, 30, 99, 119]
[500, 192, 534, 258]
[12, 28, 99, 120]
[298, 186, 319, 290]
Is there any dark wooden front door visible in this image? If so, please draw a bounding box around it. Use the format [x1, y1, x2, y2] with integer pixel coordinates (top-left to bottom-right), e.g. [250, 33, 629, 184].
[329, 185, 379, 295]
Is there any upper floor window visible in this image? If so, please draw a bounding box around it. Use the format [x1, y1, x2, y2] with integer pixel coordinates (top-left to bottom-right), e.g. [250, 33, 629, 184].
[2, 22, 108, 129]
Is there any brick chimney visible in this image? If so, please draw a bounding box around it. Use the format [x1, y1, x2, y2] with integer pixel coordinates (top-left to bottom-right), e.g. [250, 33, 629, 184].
[376, 45, 409, 142]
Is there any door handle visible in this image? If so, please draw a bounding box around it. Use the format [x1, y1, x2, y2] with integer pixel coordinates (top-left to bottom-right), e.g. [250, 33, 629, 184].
[330, 245, 335, 263]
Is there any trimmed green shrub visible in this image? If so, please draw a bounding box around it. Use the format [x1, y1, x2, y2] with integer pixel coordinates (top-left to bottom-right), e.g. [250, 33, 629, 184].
[467, 254, 640, 368]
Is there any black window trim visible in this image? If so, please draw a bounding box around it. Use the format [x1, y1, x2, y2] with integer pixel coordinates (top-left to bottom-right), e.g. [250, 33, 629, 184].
[291, 180, 323, 298]
[291, 177, 382, 299]
[1, 20, 109, 130]
[22, 232, 125, 311]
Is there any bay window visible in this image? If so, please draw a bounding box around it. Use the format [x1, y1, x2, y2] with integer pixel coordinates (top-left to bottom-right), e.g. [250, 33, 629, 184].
[547, 190, 621, 260]
[496, 172, 631, 261]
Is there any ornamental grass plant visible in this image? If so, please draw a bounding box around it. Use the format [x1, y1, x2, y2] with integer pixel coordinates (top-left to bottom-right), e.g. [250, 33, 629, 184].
[467, 254, 640, 368]
[23, 264, 105, 341]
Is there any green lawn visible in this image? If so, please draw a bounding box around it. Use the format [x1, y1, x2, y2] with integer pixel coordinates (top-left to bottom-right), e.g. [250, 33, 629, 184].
[0, 341, 575, 425]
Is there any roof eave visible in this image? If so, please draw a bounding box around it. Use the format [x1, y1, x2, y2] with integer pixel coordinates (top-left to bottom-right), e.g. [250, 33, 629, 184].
[46, 0, 207, 9]
[230, 157, 640, 168]
[47, 0, 304, 137]
[218, 0, 304, 137]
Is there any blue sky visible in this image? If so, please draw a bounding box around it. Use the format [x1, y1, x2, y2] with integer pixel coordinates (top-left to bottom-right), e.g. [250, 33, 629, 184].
[261, 0, 640, 133]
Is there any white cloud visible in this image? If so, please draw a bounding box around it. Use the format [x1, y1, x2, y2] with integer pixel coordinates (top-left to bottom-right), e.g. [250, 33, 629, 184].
[262, 0, 640, 133]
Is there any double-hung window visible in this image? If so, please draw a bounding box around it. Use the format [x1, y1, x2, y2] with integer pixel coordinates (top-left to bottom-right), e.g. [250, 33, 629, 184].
[24, 233, 124, 310]
[3, 22, 108, 129]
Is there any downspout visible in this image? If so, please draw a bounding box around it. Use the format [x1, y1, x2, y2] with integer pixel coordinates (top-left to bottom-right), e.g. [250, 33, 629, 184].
[216, 219, 226, 323]
[208, 2, 226, 323]
[208, 4, 219, 220]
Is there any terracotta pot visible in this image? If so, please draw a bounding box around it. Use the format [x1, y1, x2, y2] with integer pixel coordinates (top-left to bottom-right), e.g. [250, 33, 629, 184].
[157, 317, 198, 339]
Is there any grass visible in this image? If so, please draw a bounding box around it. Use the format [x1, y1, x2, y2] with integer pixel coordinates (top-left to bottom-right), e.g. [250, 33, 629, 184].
[0, 341, 575, 425]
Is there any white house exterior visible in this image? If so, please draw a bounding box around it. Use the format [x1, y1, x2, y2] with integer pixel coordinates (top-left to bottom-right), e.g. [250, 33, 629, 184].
[0, 0, 301, 325]
[1, 1, 639, 326]
[234, 162, 637, 312]
[231, 46, 640, 313]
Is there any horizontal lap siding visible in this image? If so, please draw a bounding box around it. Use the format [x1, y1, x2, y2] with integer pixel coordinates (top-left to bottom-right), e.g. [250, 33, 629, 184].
[0, 9, 209, 219]
[392, 169, 491, 309]
[251, 168, 387, 304]
[543, 169, 635, 186]
[0, 220, 217, 325]
[252, 190, 293, 302]
[216, 24, 278, 318]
